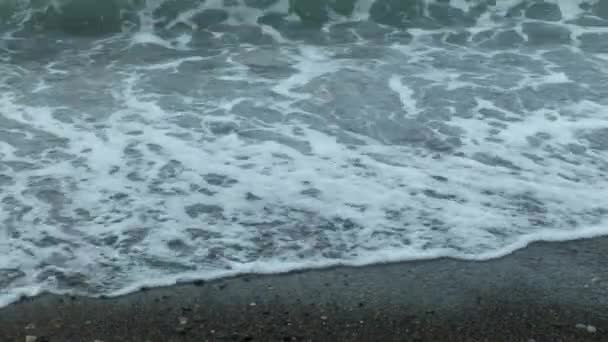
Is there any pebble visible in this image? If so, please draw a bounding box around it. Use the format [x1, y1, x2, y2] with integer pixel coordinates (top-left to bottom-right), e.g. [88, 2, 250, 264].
[320, 315, 328, 320]
[575, 323, 597, 333]
[25, 336, 37, 342]
[249, 302, 257, 307]
[179, 316, 188, 325]
[51, 319, 63, 329]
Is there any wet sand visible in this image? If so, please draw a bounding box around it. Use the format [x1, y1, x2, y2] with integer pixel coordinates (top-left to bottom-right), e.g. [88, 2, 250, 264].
[1, 237, 607, 341]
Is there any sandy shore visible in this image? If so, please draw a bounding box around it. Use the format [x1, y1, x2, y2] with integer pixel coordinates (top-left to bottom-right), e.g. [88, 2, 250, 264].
[1, 237, 607, 341]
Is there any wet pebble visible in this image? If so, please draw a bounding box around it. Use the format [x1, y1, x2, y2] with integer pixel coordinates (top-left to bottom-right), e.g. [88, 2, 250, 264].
[575, 323, 597, 333]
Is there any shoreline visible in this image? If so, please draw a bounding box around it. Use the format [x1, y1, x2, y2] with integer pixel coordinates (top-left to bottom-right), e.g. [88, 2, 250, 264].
[2, 237, 608, 341]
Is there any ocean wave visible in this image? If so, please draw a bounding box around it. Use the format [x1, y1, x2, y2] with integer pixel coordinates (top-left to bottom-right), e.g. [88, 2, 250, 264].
[1, 0, 606, 37]
[2, 0, 608, 308]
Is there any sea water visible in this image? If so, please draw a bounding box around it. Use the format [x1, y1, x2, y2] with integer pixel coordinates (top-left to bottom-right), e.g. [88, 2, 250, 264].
[1, 0, 607, 307]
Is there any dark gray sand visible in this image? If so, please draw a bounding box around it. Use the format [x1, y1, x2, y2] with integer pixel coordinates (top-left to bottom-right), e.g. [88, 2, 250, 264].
[1, 237, 608, 342]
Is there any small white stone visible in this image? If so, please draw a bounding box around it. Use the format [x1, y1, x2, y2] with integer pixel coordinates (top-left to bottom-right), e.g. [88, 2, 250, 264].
[320, 315, 328, 320]
[178, 317, 188, 325]
[25, 336, 37, 342]
[576, 323, 597, 333]
[249, 302, 257, 307]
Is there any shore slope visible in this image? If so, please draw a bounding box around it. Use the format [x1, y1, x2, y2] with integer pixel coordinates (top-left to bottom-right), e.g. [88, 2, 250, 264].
[1, 237, 607, 341]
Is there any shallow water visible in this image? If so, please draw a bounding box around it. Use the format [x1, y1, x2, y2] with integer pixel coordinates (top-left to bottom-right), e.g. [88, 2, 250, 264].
[1, 0, 608, 306]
